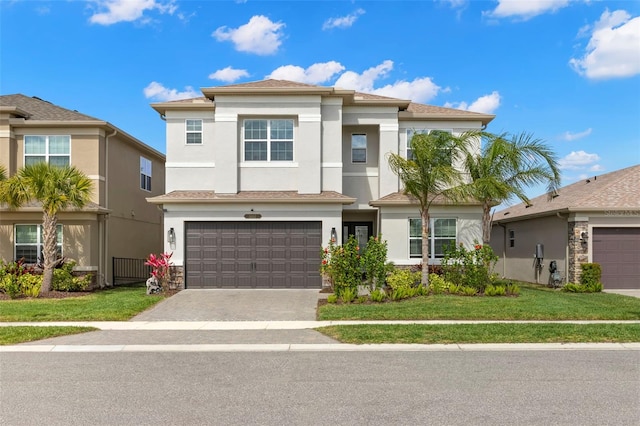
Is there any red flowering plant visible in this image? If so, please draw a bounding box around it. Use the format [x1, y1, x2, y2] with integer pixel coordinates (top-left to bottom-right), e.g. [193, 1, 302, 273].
[145, 251, 174, 292]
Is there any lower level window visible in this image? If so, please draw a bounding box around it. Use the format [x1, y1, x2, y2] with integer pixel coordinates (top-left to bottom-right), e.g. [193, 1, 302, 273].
[15, 224, 63, 264]
[409, 218, 457, 259]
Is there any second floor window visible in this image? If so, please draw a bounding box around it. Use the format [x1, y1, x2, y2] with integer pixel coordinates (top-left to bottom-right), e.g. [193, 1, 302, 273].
[351, 134, 367, 163]
[186, 119, 202, 144]
[406, 129, 453, 162]
[244, 119, 294, 161]
[140, 156, 152, 191]
[24, 135, 70, 167]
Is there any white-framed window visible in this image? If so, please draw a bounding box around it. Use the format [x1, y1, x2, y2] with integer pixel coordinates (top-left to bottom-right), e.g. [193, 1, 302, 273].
[406, 129, 453, 161]
[186, 119, 202, 144]
[243, 119, 294, 162]
[351, 134, 367, 163]
[14, 224, 63, 264]
[409, 218, 457, 259]
[509, 229, 515, 248]
[24, 135, 70, 167]
[140, 156, 152, 191]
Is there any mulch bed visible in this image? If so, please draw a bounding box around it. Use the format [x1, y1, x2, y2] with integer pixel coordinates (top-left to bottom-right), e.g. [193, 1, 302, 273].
[0, 288, 180, 301]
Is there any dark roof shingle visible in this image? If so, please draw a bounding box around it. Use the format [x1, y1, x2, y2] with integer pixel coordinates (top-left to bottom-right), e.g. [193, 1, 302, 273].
[0, 94, 101, 121]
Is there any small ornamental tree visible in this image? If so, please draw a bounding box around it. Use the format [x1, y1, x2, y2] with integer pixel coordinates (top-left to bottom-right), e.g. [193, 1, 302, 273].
[145, 252, 174, 292]
[320, 235, 362, 298]
[362, 235, 388, 291]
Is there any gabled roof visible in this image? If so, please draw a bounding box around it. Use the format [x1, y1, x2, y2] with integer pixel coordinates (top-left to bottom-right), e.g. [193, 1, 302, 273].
[370, 191, 481, 207]
[494, 164, 640, 222]
[151, 79, 494, 125]
[0, 94, 100, 121]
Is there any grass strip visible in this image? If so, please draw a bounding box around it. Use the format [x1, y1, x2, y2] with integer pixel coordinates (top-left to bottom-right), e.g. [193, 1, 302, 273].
[316, 323, 640, 344]
[0, 326, 97, 345]
[318, 285, 640, 321]
[0, 286, 166, 322]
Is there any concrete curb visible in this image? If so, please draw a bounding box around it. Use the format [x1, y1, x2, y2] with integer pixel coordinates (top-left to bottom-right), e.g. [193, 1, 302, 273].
[1, 320, 640, 330]
[1, 342, 639, 353]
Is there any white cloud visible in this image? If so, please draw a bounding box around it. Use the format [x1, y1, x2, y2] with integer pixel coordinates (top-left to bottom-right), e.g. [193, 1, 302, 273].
[443, 0, 468, 8]
[484, 0, 571, 21]
[444, 91, 501, 114]
[209, 67, 250, 83]
[267, 62, 345, 84]
[143, 81, 199, 101]
[322, 9, 365, 30]
[334, 60, 394, 92]
[569, 9, 640, 79]
[372, 78, 442, 103]
[213, 15, 285, 55]
[558, 150, 601, 170]
[89, 0, 176, 25]
[561, 128, 592, 141]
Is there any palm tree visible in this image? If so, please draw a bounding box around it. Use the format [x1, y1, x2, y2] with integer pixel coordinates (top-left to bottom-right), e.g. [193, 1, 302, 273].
[1, 163, 93, 294]
[388, 130, 473, 287]
[461, 131, 561, 244]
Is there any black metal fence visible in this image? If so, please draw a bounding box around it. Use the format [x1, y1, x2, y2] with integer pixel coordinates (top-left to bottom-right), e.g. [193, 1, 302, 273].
[112, 257, 152, 286]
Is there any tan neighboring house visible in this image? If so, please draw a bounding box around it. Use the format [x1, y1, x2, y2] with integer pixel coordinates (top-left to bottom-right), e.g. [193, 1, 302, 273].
[0, 94, 165, 286]
[147, 79, 494, 289]
[491, 164, 640, 289]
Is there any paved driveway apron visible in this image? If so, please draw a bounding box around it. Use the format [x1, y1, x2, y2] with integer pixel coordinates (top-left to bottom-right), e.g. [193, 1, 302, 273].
[131, 289, 323, 321]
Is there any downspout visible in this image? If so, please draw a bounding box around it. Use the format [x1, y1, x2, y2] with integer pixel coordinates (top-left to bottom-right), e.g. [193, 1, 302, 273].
[557, 212, 569, 283]
[103, 128, 117, 286]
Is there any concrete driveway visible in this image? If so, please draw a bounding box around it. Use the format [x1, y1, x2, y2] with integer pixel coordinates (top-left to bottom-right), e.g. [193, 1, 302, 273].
[131, 289, 323, 321]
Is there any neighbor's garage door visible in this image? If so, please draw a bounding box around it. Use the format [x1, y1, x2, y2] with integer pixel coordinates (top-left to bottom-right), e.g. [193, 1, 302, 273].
[592, 227, 640, 289]
[185, 221, 322, 289]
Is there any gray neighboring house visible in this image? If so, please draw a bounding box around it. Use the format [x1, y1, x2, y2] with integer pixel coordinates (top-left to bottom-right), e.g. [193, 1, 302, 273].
[490, 164, 640, 289]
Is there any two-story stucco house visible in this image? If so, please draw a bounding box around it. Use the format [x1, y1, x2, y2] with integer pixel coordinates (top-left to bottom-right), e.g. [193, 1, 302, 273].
[0, 94, 166, 286]
[147, 79, 494, 289]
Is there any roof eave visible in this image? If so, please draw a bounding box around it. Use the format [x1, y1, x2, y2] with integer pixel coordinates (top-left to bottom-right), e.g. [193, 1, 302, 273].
[0, 106, 31, 118]
[150, 102, 214, 115]
[201, 86, 336, 97]
[399, 111, 495, 126]
[147, 196, 356, 205]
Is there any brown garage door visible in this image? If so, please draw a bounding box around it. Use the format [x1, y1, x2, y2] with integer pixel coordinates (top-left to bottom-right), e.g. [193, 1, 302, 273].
[185, 221, 322, 289]
[592, 227, 640, 289]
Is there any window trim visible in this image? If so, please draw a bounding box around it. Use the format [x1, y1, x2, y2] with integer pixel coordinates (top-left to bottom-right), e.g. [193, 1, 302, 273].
[406, 129, 453, 160]
[242, 118, 294, 162]
[408, 217, 458, 260]
[14, 224, 63, 264]
[23, 135, 71, 167]
[140, 156, 152, 192]
[185, 119, 203, 145]
[351, 133, 367, 164]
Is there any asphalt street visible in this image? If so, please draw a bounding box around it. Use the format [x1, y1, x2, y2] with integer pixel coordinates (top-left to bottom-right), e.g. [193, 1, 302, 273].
[1, 350, 639, 426]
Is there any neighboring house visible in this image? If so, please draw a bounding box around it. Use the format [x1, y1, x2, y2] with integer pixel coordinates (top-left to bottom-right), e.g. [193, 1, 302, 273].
[0, 94, 166, 286]
[491, 164, 640, 289]
[147, 79, 494, 289]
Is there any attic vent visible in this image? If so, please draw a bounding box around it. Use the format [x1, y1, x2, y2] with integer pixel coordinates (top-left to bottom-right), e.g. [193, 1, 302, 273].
[503, 212, 510, 216]
[525, 204, 532, 208]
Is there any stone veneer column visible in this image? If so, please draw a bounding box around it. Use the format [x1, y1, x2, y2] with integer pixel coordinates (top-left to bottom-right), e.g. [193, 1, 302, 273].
[568, 221, 589, 283]
[169, 266, 185, 290]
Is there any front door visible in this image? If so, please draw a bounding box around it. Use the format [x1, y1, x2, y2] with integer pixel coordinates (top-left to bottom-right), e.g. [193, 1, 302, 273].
[343, 222, 373, 253]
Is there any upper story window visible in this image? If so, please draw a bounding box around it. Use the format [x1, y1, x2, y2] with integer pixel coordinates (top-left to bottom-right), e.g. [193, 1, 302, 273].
[243, 119, 294, 162]
[409, 218, 457, 259]
[140, 156, 152, 191]
[15, 224, 63, 264]
[406, 129, 453, 161]
[186, 119, 202, 144]
[24, 135, 70, 167]
[351, 134, 367, 163]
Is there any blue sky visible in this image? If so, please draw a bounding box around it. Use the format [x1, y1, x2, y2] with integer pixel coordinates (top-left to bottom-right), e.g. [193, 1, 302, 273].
[1, 0, 639, 201]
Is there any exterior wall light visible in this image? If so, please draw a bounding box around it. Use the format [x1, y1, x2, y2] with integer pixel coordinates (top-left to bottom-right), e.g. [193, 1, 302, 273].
[168, 227, 176, 244]
[330, 227, 338, 243]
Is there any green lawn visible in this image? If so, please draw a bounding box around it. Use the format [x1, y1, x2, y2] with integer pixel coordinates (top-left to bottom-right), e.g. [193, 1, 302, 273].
[0, 326, 98, 345]
[317, 284, 640, 321]
[0, 285, 166, 322]
[317, 323, 640, 344]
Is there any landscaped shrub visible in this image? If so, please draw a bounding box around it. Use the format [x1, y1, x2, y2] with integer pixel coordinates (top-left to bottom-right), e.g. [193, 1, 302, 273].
[145, 252, 174, 292]
[505, 282, 520, 296]
[386, 269, 421, 291]
[428, 273, 449, 295]
[484, 284, 506, 296]
[460, 285, 478, 296]
[321, 236, 362, 298]
[562, 282, 602, 293]
[18, 273, 42, 298]
[370, 288, 386, 302]
[579, 263, 603, 292]
[442, 241, 498, 292]
[327, 294, 338, 304]
[52, 260, 91, 292]
[0, 274, 21, 299]
[362, 235, 388, 290]
[340, 287, 357, 303]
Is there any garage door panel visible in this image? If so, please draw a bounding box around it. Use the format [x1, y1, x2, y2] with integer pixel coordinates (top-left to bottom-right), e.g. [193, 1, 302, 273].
[593, 227, 640, 289]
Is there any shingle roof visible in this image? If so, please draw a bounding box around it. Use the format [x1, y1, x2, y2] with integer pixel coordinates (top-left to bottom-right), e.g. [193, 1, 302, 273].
[494, 164, 640, 222]
[0, 94, 101, 121]
[370, 191, 481, 206]
[0, 200, 108, 213]
[216, 79, 321, 89]
[147, 190, 356, 204]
